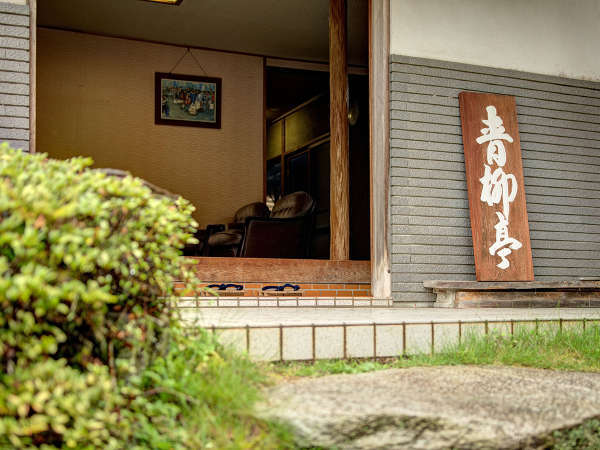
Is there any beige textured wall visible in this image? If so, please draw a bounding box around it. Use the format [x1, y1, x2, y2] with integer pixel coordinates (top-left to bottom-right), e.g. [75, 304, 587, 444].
[37, 28, 264, 226]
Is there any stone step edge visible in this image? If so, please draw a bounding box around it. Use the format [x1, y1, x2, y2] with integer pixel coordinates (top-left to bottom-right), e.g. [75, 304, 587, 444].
[177, 297, 393, 308]
[186, 317, 599, 361]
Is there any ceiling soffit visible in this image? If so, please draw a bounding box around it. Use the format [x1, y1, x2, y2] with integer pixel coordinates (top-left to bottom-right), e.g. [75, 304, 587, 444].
[38, 0, 368, 66]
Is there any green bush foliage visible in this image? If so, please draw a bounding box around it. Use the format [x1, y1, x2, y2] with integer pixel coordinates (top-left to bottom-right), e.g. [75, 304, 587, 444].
[1, 329, 292, 449]
[0, 144, 198, 375]
[0, 359, 125, 448]
[0, 146, 293, 449]
[120, 328, 293, 449]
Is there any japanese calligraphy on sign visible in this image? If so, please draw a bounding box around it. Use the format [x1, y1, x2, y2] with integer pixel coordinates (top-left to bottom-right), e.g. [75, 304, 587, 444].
[477, 105, 522, 270]
[459, 92, 534, 281]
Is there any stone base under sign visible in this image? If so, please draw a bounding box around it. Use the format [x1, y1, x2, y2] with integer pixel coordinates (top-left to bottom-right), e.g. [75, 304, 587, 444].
[425, 281, 600, 308]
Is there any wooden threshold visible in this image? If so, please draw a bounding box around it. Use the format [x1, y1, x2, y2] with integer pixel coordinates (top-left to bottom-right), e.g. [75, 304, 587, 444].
[187, 257, 370, 283]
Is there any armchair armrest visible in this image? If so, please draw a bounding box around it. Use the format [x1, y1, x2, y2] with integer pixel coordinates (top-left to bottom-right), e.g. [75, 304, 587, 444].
[206, 224, 226, 234]
[183, 224, 225, 257]
[227, 222, 244, 231]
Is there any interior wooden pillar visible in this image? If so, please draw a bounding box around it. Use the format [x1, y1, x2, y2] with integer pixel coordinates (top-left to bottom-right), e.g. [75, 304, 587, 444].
[329, 0, 350, 260]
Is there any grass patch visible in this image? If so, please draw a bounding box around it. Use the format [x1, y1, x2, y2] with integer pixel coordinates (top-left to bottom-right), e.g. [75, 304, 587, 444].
[549, 418, 600, 450]
[135, 329, 296, 449]
[270, 324, 600, 378]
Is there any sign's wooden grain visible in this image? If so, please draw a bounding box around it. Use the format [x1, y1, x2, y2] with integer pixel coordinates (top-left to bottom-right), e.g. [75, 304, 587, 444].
[459, 92, 534, 281]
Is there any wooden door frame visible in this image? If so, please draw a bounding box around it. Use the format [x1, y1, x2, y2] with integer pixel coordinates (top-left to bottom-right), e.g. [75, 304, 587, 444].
[260, 2, 391, 296]
[369, 0, 391, 298]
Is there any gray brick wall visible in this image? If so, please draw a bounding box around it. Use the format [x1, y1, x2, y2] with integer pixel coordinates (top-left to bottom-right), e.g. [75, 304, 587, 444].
[0, 2, 29, 151]
[390, 55, 600, 303]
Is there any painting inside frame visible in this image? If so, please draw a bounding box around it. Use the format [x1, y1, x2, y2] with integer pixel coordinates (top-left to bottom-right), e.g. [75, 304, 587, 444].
[155, 72, 221, 128]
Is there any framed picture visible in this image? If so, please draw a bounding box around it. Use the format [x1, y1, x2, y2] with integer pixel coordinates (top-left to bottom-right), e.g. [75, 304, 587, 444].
[155, 72, 222, 129]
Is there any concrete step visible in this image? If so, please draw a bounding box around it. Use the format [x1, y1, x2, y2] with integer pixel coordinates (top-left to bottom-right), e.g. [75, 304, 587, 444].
[179, 307, 600, 361]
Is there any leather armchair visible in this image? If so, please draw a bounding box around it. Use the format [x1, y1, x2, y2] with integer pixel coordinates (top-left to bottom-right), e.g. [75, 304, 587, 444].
[207, 202, 269, 257]
[183, 224, 225, 256]
[239, 191, 315, 258]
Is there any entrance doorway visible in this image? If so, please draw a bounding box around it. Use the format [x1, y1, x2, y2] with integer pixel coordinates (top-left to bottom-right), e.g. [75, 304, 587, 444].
[265, 66, 370, 260]
[34, 0, 390, 296]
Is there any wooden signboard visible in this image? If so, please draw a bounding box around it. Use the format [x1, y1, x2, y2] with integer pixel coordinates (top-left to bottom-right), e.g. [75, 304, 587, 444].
[459, 92, 534, 281]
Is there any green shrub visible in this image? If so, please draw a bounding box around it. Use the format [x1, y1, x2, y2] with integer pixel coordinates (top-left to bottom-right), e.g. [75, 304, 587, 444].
[0, 359, 126, 448]
[0, 144, 198, 372]
[0, 145, 200, 448]
[1, 331, 292, 449]
[0, 145, 292, 449]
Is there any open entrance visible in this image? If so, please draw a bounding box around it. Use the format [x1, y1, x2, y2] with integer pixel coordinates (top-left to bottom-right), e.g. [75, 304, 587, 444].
[35, 0, 389, 297]
[264, 66, 370, 260]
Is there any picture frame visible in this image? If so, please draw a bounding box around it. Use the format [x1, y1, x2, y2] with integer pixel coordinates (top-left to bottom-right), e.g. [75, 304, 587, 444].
[155, 72, 222, 129]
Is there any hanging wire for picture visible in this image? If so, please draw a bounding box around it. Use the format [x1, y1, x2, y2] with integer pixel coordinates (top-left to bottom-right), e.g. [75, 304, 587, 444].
[168, 47, 208, 75]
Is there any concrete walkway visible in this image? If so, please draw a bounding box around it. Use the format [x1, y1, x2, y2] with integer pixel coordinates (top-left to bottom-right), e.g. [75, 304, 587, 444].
[179, 307, 600, 361]
[181, 307, 600, 327]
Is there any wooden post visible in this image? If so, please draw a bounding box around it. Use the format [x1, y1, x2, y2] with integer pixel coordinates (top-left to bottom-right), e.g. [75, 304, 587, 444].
[29, 0, 36, 153]
[369, 0, 391, 298]
[329, 0, 350, 260]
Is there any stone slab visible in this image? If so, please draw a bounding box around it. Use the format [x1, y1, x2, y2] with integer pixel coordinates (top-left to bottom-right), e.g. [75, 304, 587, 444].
[260, 366, 600, 449]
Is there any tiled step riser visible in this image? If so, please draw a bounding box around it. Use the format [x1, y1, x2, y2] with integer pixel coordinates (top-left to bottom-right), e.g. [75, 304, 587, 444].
[174, 281, 371, 298]
[200, 319, 597, 361]
[178, 297, 392, 308]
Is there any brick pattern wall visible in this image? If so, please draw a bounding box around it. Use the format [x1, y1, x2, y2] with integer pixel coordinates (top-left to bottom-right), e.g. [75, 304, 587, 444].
[0, 2, 29, 151]
[390, 55, 600, 304]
